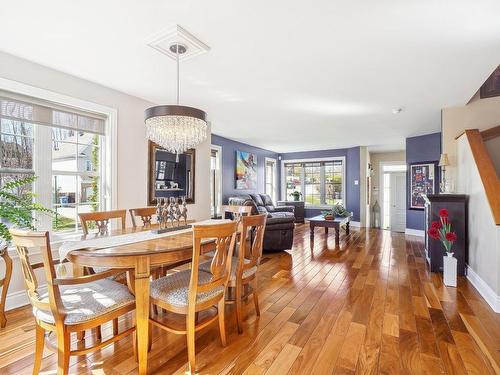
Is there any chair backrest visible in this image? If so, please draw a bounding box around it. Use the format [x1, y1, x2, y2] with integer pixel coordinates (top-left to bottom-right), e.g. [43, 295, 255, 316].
[237, 214, 267, 274]
[129, 207, 156, 228]
[190, 221, 237, 306]
[222, 205, 253, 222]
[79, 209, 126, 235]
[9, 229, 65, 324]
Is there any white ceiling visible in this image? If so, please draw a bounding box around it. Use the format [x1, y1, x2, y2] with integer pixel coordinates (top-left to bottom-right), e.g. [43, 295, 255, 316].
[1, 0, 500, 153]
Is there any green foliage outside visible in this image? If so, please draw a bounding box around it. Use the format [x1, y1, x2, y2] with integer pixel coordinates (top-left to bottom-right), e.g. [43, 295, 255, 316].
[0, 176, 54, 241]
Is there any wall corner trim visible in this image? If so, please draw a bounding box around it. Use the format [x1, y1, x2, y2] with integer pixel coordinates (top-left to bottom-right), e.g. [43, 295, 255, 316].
[405, 228, 425, 236]
[466, 265, 500, 313]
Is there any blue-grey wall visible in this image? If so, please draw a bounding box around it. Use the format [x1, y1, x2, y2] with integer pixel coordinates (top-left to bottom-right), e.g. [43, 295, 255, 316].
[281, 147, 361, 221]
[406, 132, 441, 230]
[211, 134, 280, 203]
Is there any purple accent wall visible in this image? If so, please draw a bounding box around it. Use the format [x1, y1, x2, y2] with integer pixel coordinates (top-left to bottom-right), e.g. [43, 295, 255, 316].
[406, 132, 441, 230]
[211, 134, 280, 203]
[281, 147, 361, 221]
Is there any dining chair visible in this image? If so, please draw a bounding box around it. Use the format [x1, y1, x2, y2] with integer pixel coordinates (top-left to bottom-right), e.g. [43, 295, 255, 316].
[78, 209, 130, 338]
[129, 207, 156, 228]
[201, 214, 266, 333]
[149, 221, 237, 374]
[78, 209, 126, 235]
[9, 228, 136, 375]
[0, 249, 13, 328]
[221, 204, 253, 221]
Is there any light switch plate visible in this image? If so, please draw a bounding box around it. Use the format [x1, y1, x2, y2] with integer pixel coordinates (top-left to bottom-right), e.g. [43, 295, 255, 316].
[354, 180, 359, 185]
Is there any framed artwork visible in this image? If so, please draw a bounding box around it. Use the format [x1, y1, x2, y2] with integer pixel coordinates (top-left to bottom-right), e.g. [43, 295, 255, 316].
[409, 162, 437, 210]
[235, 150, 257, 189]
[480, 65, 500, 99]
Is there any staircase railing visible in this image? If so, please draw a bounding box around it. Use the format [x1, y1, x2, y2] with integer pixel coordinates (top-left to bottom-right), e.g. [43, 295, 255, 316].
[465, 129, 500, 225]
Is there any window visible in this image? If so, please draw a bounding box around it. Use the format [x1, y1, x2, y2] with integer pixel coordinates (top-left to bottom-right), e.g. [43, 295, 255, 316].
[265, 158, 277, 201]
[0, 93, 107, 234]
[285, 163, 302, 199]
[284, 158, 344, 207]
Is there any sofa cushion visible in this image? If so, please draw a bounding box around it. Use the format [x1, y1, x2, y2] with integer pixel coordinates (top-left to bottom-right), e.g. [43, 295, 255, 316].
[260, 194, 274, 206]
[249, 194, 264, 207]
[228, 195, 259, 215]
[266, 212, 296, 225]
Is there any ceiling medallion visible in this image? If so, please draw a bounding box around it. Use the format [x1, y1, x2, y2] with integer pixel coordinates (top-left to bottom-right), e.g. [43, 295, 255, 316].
[145, 43, 207, 154]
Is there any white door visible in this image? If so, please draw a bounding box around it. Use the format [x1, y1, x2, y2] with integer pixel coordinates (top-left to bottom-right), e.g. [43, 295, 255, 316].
[390, 172, 406, 232]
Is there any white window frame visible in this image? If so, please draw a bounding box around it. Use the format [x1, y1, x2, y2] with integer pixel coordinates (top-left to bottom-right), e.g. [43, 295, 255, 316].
[281, 156, 346, 209]
[264, 157, 277, 202]
[0, 77, 117, 239]
[210, 144, 223, 218]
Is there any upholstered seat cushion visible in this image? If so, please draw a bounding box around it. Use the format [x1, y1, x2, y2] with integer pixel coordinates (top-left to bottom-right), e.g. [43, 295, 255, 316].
[33, 279, 135, 325]
[150, 269, 224, 307]
[200, 256, 257, 281]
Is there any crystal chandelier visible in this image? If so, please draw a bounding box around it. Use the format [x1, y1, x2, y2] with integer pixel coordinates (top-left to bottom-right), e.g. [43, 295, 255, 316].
[145, 43, 207, 154]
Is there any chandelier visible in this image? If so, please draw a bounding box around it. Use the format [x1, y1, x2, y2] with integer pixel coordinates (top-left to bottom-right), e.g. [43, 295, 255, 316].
[145, 43, 207, 154]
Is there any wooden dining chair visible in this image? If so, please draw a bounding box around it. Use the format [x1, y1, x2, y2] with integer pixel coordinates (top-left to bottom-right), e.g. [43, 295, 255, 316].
[200, 214, 266, 333]
[78, 209, 126, 235]
[0, 249, 13, 328]
[129, 207, 156, 228]
[9, 228, 136, 375]
[227, 214, 266, 333]
[149, 221, 237, 374]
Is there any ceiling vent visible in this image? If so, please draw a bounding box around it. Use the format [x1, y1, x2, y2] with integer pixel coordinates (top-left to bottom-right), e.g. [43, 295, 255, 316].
[147, 25, 210, 61]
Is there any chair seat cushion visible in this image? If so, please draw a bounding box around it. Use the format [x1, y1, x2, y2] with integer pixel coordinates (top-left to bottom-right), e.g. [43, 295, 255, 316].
[150, 269, 224, 308]
[200, 256, 257, 281]
[33, 279, 135, 325]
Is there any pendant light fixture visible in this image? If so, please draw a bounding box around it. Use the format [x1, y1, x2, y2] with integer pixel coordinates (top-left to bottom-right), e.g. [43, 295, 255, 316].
[145, 43, 207, 153]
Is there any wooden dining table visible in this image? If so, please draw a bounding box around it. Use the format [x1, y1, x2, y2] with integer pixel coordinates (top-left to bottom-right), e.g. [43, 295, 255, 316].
[66, 224, 217, 375]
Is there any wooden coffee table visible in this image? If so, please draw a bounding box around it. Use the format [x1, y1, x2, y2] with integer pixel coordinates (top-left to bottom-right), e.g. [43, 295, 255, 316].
[309, 215, 351, 247]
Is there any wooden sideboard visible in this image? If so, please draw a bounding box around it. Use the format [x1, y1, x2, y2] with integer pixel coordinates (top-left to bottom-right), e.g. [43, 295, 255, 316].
[423, 194, 468, 276]
[277, 200, 305, 223]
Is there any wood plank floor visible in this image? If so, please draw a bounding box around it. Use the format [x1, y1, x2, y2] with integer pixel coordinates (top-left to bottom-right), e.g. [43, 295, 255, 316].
[0, 224, 499, 374]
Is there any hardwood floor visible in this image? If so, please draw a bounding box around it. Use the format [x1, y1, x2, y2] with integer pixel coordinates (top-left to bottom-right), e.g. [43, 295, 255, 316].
[0, 224, 499, 374]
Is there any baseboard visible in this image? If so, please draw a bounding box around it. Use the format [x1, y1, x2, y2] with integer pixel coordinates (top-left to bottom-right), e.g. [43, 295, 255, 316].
[350, 221, 361, 228]
[405, 228, 425, 237]
[466, 265, 500, 313]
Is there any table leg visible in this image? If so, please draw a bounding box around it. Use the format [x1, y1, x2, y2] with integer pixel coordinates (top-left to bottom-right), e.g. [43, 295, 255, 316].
[335, 227, 340, 247]
[346, 221, 350, 235]
[325, 227, 328, 234]
[134, 257, 150, 375]
[309, 222, 315, 245]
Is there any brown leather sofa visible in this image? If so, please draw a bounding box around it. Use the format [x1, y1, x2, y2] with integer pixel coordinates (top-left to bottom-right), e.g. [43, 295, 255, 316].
[227, 194, 295, 252]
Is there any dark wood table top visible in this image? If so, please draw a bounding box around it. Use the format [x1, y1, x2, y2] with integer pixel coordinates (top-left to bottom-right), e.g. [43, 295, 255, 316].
[308, 215, 350, 224]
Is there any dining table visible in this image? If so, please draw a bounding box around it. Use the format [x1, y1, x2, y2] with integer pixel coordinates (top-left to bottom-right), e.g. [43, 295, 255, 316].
[64, 221, 219, 375]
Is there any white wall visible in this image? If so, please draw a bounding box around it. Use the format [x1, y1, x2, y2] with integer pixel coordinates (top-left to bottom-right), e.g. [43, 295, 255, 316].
[442, 91, 500, 189]
[485, 136, 500, 176]
[0, 51, 211, 310]
[457, 135, 500, 311]
[359, 146, 367, 227]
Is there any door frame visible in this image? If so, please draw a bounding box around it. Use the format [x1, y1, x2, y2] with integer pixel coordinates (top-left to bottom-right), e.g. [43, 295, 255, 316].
[379, 161, 406, 230]
[264, 157, 278, 202]
[210, 144, 223, 218]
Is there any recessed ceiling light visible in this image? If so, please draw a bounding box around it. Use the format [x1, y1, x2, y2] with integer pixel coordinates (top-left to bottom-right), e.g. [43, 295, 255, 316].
[392, 108, 403, 114]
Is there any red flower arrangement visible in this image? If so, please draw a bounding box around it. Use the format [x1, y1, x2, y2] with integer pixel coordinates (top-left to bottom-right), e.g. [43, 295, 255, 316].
[428, 208, 457, 253]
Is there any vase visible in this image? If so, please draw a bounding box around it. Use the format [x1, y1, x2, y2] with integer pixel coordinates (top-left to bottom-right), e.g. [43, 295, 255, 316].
[443, 252, 457, 287]
[293, 196, 300, 201]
